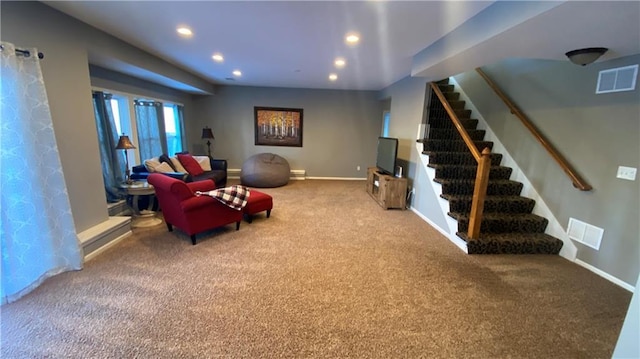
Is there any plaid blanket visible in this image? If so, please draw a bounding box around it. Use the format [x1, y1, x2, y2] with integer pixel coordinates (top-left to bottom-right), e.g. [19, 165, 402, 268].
[196, 185, 251, 211]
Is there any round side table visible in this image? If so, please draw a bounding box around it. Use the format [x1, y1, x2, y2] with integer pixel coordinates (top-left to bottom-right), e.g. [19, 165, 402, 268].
[121, 181, 163, 228]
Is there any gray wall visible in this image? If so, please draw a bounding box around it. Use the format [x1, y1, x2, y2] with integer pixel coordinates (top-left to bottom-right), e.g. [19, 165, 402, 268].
[379, 76, 450, 232]
[0, 2, 206, 232]
[90, 65, 194, 106]
[454, 56, 640, 285]
[190, 86, 381, 177]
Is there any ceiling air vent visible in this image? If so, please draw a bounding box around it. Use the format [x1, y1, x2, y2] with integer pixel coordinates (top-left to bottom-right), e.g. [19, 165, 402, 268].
[596, 64, 638, 94]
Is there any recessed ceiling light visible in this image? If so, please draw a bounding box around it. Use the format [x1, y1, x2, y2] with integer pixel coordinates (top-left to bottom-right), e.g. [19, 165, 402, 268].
[329, 73, 338, 81]
[212, 53, 224, 62]
[233, 70, 242, 77]
[334, 58, 346, 68]
[345, 33, 360, 44]
[177, 27, 193, 37]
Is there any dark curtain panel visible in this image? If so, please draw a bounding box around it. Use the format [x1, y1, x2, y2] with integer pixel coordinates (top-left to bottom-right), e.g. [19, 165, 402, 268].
[92, 91, 125, 203]
[135, 100, 167, 160]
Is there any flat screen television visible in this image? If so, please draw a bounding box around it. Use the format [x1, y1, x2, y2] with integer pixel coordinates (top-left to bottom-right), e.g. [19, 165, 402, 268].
[376, 137, 398, 176]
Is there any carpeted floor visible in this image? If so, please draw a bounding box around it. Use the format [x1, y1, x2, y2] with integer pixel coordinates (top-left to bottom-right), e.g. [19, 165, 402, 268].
[0, 180, 632, 358]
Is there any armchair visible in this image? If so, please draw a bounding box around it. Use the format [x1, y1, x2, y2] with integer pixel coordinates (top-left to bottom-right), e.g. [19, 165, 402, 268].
[148, 173, 242, 245]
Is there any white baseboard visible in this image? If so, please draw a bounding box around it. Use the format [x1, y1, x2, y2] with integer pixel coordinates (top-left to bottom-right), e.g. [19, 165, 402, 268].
[410, 206, 469, 253]
[78, 216, 132, 260]
[107, 200, 128, 216]
[575, 259, 635, 292]
[84, 231, 132, 262]
[228, 168, 306, 180]
[290, 169, 306, 180]
[227, 168, 366, 181]
[306, 177, 366, 180]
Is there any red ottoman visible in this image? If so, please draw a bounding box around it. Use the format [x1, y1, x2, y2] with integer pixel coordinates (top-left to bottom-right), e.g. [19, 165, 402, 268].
[244, 190, 273, 223]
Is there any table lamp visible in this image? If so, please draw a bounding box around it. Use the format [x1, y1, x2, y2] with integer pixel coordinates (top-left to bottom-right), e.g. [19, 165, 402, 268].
[202, 127, 215, 157]
[115, 134, 136, 184]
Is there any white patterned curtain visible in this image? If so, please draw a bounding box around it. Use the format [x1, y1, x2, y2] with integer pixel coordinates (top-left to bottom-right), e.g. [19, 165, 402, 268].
[0, 42, 83, 304]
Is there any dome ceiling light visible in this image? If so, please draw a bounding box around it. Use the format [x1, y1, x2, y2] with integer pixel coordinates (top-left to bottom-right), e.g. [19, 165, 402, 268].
[565, 47, 608, 66]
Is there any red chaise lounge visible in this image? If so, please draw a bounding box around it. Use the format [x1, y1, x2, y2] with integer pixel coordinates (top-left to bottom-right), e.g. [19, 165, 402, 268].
[148, 173, 242, 245]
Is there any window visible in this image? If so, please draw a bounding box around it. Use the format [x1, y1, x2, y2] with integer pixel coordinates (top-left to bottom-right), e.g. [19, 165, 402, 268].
[93, 89, 185, 165]
[382, 111, 391, 137]
[110, 95, 132, 138]
[163, 103, 184, 156]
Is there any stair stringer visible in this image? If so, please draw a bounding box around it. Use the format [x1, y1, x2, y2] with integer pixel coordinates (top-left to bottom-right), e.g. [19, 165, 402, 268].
[414, 124, 468, 253]
[449, 77, 577, 260]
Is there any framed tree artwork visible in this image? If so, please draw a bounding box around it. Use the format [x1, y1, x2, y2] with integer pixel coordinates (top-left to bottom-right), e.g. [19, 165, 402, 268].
[254, 106, 303, 147]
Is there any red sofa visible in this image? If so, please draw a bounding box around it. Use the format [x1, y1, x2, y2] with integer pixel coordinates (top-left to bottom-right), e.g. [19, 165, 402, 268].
[147, 173, 242, 245]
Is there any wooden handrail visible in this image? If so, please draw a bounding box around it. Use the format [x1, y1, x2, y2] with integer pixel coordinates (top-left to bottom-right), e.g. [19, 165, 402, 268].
[429, 82, 491, 240]
[429, 83, 482, 161]
[475, 68, 592, 191]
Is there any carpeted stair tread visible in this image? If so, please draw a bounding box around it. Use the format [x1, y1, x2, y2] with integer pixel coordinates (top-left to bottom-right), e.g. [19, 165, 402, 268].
[451, 212, 549, 234]
[446, 195, 536, 214]
[448, 100, 466, 109]
[432, 164, 512, 180]
[453, 109, 472, 118]
[428, 128, 486, 141]
[426, 151, 503, 166]
[457, 232, 563, 254]
[438, 84, 454, 92]
[423, 139, 493, 153]
[438, 179, 523, 196]
[428, 118, 479, 130]
[443, 92, 460, 101]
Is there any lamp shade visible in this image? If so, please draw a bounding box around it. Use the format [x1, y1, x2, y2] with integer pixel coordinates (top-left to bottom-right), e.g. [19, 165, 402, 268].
[115, 134, 136, 150]
[202, 127, 215, 139]
[565, 47, 608, 66]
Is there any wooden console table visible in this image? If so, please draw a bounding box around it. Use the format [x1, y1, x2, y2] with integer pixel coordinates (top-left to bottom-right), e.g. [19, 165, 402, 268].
[366, 167, 407, 210]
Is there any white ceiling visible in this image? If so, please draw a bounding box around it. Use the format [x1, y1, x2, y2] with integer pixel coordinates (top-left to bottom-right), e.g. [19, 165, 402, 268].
[44, 1, 640, 93]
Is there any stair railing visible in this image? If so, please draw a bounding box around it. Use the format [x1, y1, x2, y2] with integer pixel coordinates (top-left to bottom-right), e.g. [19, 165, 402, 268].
[429, 82, 491, 240]
[475, 68, 592, 191]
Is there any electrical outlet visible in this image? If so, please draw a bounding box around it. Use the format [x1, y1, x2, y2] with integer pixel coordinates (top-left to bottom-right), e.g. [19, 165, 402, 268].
[616, 166, 637, 181]
[357, 166, 361, 171]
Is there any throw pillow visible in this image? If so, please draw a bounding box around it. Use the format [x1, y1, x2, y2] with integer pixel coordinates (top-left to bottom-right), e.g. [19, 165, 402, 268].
[193, 156, 212, 171]
[159, 154, 178, 172]
[177, 153, 204, 176]
[170, 157, 188, 173]
[154, 162, 175, 173]
[144, 157, 162, 172]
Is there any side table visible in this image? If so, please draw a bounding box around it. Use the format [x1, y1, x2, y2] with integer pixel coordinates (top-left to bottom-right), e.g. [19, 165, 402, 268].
[121, 181, 163, 228]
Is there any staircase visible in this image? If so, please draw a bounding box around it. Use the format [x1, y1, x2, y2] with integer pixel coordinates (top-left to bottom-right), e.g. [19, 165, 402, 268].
[422, 79, 563, 254]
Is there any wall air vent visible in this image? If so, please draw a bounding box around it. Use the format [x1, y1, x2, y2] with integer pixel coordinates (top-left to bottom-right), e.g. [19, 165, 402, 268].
[596, 64, 638, 94]
[567, 218, 604, 250]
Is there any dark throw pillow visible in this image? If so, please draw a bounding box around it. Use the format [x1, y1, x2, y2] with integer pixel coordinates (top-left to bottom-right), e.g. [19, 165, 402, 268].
[177, 153, 204, 176]
[159, 153, 178, 172]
